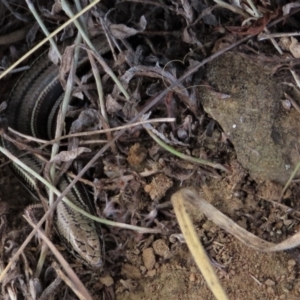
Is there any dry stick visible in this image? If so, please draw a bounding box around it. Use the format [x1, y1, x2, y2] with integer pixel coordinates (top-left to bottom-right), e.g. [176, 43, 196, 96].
[1, 9, 292, 281]
[24, 216, 93, 300]
[263, 27, 282, 55]
[0, 34, 251, 283]
[213, 0, 250, 18]
[258, 32, 300, 40]
[8, 118, 175, 144]
[86, 49, 116, 152]
[52, 263, 86, 299]
[0, 117, 174, 170]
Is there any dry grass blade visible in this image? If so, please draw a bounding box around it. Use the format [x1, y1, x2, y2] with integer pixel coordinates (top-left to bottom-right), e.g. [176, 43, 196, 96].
[7, 118, 175, 144]
[0, 0, 100, 79]
[280, 160, 300, 200]
[171, 189, 228, 300]
[61, 0, 130, 100]
[145, 125, 230, 173]
[25, 0, 61, 59]
[213, 0, 250, 18]
[180, 188, 300, 252]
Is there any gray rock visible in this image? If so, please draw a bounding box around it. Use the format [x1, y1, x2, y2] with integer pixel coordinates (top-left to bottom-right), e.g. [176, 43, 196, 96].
[199, 52, 300, 184]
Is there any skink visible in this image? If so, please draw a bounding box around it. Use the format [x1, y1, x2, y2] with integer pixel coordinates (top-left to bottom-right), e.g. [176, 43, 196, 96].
[1, 36, 109, 268]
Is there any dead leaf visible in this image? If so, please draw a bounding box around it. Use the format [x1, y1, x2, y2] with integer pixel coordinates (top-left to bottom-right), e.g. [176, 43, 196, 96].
[182, 27, 203, 46]
[58, 45, 75, 83]
[190, 1, 217, 26]
[106, 94, 122, 114]
[109, 16, 147, 39]
[283, 1, 300, 16]
[180, 0, 194, 24]
[51, 0, 62, 14]
[70, 109, 99, 134]
[50, 147, 91, 163]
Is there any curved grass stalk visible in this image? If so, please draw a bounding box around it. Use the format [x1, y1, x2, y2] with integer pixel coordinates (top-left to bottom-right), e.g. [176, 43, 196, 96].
[144, 126, 230, 173]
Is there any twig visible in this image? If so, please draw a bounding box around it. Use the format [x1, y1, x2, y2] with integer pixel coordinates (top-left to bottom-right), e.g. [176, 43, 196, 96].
[258, 32, 300, 41]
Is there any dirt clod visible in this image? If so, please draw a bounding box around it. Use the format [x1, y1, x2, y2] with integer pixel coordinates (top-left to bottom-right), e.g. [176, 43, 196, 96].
[121, 264, 141, 280]
[144, 173, 173, 200]
[265, 279, 275, 286]
[142, 248, 156, 271]
[127, 143, 147, 166]
[153, 239, 171, 259]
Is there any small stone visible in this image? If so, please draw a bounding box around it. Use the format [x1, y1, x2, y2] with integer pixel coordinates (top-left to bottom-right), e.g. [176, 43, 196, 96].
[266, 286, 275, 295]
[144, 184, 152, 193]
[200, 52, 300, 184]
[119, 279, 138, 292]
[144, 174, 173, 201]
[127, 143, 147, 166]
[202, 221, 213, 231]
[212, 130, 221, 142]
[121, 264, 141, 279]
[177, 128, 188, 140]
[283, 188, 292, 199]
[206, 144, 215, 150]
[265, 279, 275, 286]
[288, 259, 296, 266]
[100, 275, 114, 287]
[147, 269, 156, 277]
[140, 266, 147, 274]
[281, 99, 291, 110]
[274, 221, 283, 230]
[189, 273, 196, 282]
[142, 248, 156, 271]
